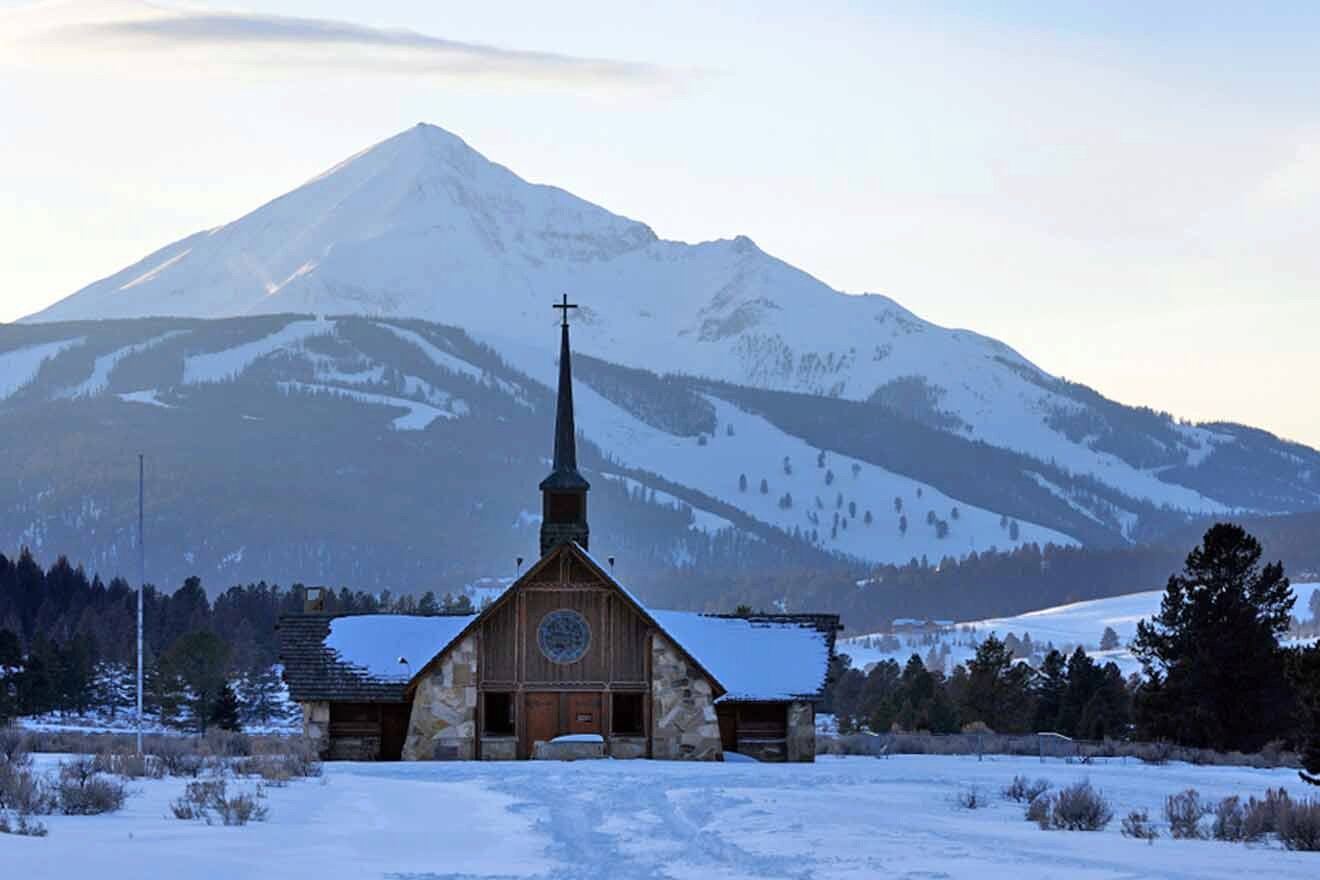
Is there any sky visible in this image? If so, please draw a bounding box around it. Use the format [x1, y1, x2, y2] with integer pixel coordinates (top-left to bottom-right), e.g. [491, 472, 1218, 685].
[1, 0, 1318, 447]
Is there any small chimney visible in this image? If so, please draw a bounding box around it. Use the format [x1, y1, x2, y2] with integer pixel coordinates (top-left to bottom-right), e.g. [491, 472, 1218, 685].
[608, 556, 616, 572]
[303, 586, 327, 613]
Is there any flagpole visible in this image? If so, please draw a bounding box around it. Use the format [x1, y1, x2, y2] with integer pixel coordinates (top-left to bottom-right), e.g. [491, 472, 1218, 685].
[137, 454, 144, 757]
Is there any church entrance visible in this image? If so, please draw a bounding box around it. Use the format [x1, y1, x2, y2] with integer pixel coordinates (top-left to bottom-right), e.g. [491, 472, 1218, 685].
[522, 691, 604, 756]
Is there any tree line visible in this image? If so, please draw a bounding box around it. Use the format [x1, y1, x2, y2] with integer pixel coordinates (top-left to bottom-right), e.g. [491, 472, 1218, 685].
[824, 525, 1320, 785]
[0, 549, 474, 732]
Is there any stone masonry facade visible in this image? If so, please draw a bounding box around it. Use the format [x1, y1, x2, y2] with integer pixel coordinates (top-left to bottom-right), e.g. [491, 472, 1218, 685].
[786, 700, 815, 762]
[302, 700, 330, 757]
[651, 634, 722, 761]
[402, 635, 479, 761]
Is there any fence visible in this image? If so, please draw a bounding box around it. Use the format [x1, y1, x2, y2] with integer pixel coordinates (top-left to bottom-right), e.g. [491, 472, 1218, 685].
[818, 730, 1303, 770]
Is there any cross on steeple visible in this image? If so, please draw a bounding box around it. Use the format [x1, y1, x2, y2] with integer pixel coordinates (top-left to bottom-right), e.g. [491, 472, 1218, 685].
[553, 293, 578, 328]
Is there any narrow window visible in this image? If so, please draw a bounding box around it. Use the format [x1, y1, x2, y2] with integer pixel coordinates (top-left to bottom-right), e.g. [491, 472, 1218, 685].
[612, 692, 644, 735]
[483, 692, 514, 736]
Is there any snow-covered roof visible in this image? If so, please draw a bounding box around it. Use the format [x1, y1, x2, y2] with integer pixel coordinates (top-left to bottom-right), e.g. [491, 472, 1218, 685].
[325, 614, 476, 681]
[650, 610, 832, 702]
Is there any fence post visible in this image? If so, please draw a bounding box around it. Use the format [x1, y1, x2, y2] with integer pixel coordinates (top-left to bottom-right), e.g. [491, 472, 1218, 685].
[1039, 734, 1044, 764]
[977, 733, 983, 762]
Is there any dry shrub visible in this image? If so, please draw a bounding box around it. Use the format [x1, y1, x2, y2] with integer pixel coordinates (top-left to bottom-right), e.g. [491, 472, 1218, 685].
[1121, 809, 1158, 842]
[1211, 796, 1247, 842]
[0, 726, 29, 766]
[93, 750, 166, 780]
[171, 778, 269, 826]
[1046, 781, 1113, 831]
[1278, 798, 1320, 852]
[151, 739, 205, 777]
[957, 786, 987, 809]
[1026, 793, 1051, 827]
[202, 730, 252, 759]
[56, 758, 128, 816]
[1003, 775, 1051, 803]
[1164, 789, 1211, 839]
[1244, 788, 1292, 841]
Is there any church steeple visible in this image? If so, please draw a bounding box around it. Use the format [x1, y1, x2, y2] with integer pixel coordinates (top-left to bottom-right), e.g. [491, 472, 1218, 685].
[539, 295, 590, 556]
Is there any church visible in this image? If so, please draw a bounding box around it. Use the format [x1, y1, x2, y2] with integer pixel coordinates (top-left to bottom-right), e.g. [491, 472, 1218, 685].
[278, 298, 840, 762]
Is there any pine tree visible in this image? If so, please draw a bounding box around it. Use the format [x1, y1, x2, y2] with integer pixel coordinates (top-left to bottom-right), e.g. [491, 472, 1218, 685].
[161, 630, 231, 734]
[209, 681, 242, 732]
[759, 477, 769, 495]
[1132, 524, 1295, 752]
[1033, 649, 1068, 732]
[240, 664, 288, 728]
[1099, 626, 1120, 651]
[960, 635, 1033, 733]
[739, 474, 748, 492]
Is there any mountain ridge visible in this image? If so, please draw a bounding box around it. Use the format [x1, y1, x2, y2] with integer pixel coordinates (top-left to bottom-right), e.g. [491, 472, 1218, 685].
[12, 123, 1320, 578]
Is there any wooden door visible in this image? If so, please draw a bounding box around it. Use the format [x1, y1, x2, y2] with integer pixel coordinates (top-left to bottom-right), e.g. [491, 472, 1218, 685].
[379, 703, 411, 761]
[524, 692, 560, 755]
[567, 693, 602, 735]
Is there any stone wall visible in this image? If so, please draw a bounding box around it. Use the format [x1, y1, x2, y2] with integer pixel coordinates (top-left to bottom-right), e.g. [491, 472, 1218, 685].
[328, 736, 381, 761]
[651, 634, 722, 761]
[301, 701, 330, 757]
[402, 635, 478, 761]
[480, 738, 517, 761]
[786, 701, 816, 762]
[608, 736, 647, 759]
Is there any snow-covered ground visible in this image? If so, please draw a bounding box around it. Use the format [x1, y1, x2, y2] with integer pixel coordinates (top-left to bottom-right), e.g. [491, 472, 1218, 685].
[5, 754, 1317, 879]
[842, 582, 1320, 676]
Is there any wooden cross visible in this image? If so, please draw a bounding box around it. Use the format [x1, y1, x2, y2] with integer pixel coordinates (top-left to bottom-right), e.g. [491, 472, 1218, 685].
[553, 293, 578, 328]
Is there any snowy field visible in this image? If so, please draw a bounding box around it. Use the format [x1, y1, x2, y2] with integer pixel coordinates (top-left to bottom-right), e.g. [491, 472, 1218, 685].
[842, 582, 1320, 676]
[4, 754, 1317, 879]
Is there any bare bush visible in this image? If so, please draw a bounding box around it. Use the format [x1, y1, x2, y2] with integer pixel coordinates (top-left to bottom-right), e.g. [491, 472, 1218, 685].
[0, 761, 55, 817]
[1164, 789, 1211, 840]
[957, 786, 987, 809]
[232, 756, 292, 786]
[0, 811, 48, 836]
[93, 751, 166, 780]
[170, 778, 269, 826]
[1025, 793, 1051, 828]
[1244, 788, 1292, 841]
[1211, 796, 1247, 842]
[1121, 809, 1158, 842]
[56, 759, 128, 816]
[1278, 798, 1320, 852]
[1003, 775, 1051, 803]
[1046, 781, 1113, 831]
[202, 731, 252, 759]
[151, 739, 205, 778]
[0, 726, 30, 767]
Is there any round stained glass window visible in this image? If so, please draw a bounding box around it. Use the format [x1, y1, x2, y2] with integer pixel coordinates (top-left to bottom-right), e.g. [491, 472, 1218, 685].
[537, 609, 591, 664]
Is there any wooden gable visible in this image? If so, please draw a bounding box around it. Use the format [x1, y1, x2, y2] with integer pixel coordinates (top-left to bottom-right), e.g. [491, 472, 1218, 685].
[404, 542, 725, 698]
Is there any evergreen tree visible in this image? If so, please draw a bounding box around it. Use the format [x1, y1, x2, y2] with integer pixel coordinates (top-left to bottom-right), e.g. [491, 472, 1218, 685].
[1033, 649, 1068, 732]
[1290, 643, 1320, 786]
[240, 663, 289, 728]
[1099, 626, 1120, 651]
[161, 630, 231, 734]
[1132, 524, 1295, 752]
[960, 635, 1033, 733]
[759, 477, 769, 495]
[738, 474, 748, 492]
[209, 681, 242, 732]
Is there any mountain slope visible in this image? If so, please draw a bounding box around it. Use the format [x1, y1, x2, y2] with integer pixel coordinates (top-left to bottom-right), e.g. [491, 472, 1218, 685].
[17, 123, 1320, 553]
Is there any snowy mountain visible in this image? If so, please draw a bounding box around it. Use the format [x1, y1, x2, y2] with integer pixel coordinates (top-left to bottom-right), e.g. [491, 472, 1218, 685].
[29, 124, 1320, 523]
[8, 124, 1320, 593]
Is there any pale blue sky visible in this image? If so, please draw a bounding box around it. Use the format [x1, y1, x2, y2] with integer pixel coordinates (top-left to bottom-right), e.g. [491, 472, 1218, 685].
[2, 1, 1317, 446]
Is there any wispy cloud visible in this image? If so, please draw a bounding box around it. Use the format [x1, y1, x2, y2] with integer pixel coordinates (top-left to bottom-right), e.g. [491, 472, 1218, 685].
[4, 1, 686, 88]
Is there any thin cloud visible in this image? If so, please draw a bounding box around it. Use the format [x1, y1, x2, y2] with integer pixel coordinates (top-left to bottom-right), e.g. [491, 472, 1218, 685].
[6, 2, 686, 87]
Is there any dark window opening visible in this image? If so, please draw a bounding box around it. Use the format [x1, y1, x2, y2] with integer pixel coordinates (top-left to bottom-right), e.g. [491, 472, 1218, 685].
[547, 493, 583, 522]
[484, 692, 515, 736]
[612, 692, 644, 735]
